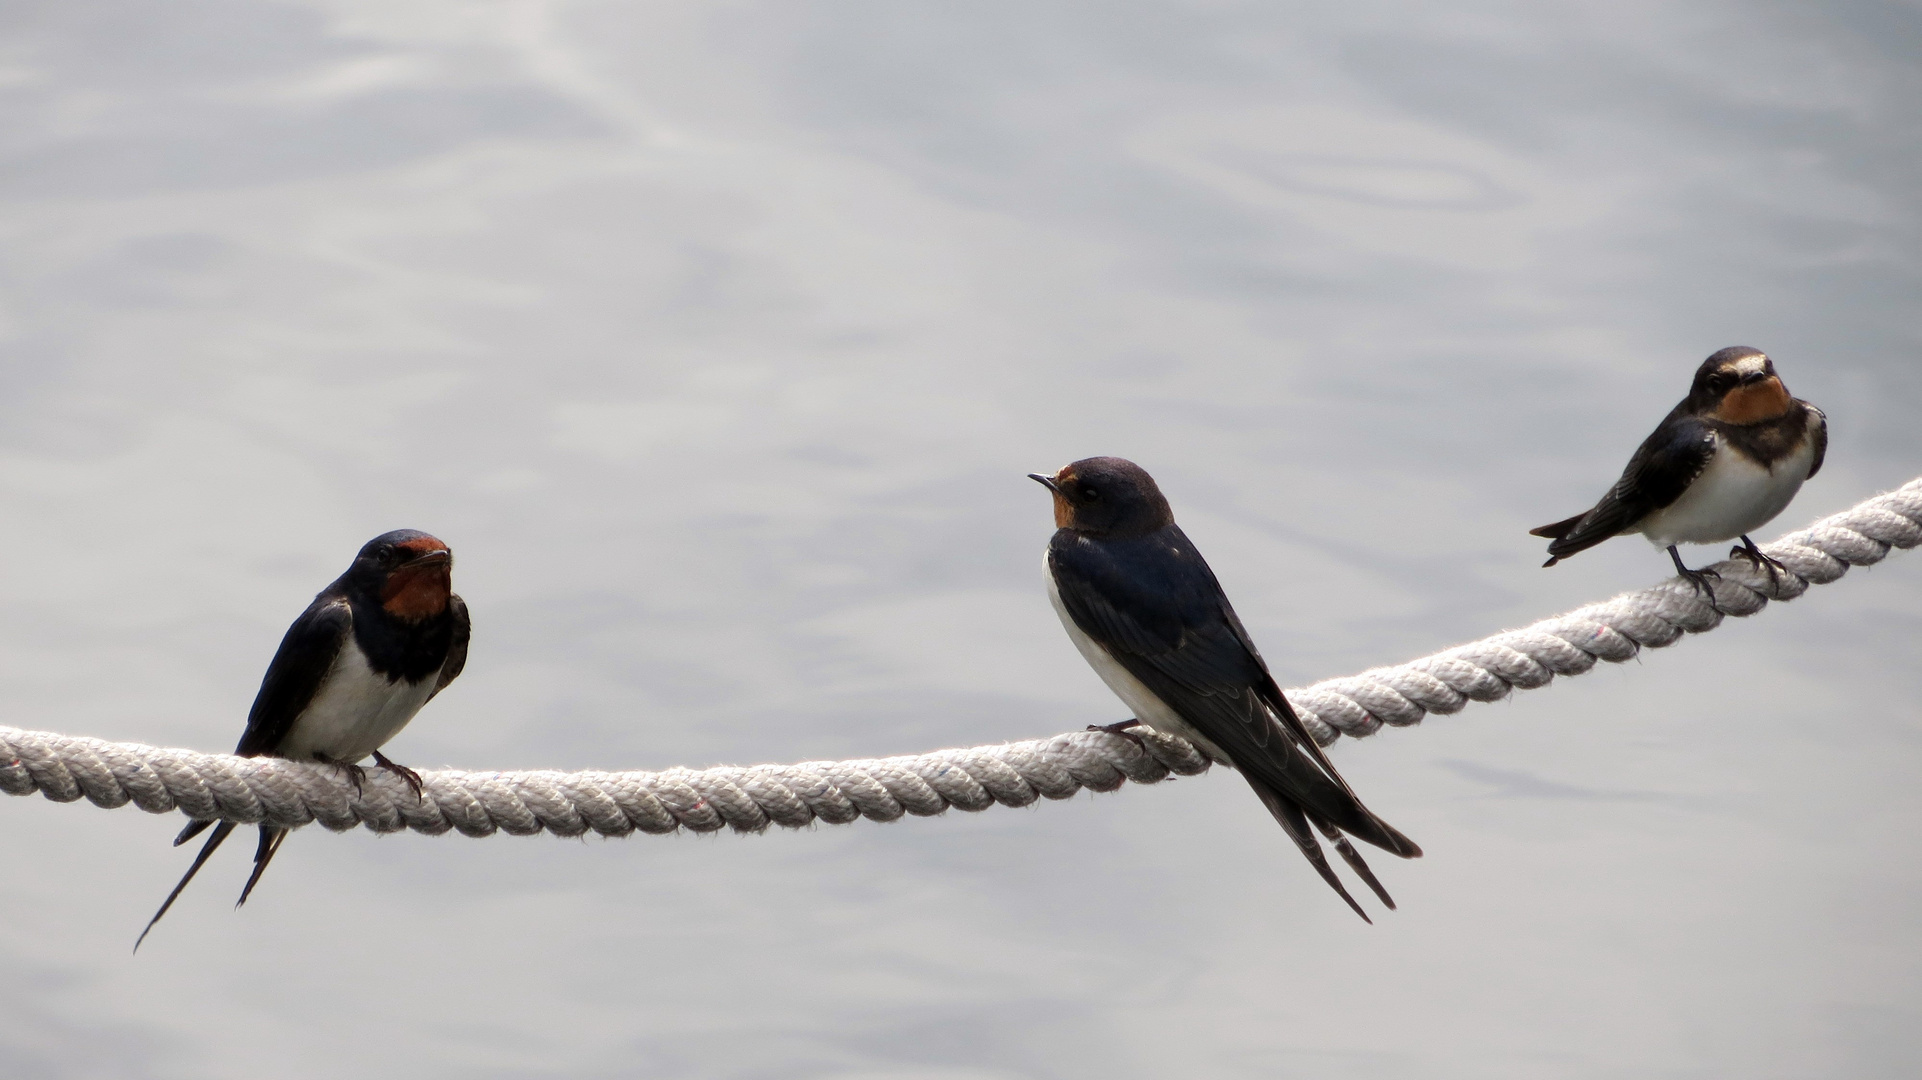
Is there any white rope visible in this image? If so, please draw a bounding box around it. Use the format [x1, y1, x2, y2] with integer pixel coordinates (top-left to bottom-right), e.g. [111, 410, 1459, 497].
[5, 478, 1920, 839]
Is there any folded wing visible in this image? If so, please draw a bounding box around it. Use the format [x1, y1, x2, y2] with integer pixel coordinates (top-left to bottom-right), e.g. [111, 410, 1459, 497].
[1048, 527, 1419, 859]
[1532, 410, 1716, 564]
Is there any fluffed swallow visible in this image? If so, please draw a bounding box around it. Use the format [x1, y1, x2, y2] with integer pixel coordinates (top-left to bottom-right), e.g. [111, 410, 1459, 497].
[1531, 347, 1826, 601]
[1030, 457, 1421, 922]
[136, 530, 470, 950]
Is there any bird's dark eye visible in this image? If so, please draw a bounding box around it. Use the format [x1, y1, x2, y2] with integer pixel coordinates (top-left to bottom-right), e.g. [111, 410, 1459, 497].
[1082, 486, 1100, 501]
[1707, 374, 1730, 392]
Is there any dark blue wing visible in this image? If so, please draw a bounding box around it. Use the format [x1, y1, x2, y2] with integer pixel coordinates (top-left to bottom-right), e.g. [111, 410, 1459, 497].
[1048, 525, 1416, 857]
[427, 594, 470, 702]
[1535, 408, 1716, 561]
[234, 596, 352, 757]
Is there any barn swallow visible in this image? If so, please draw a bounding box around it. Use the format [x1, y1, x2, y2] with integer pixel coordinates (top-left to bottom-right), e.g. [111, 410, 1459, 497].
[1531, 347, 1827, 604]
[136, 530, 470, 950]
[1030, 457, 1421, 922]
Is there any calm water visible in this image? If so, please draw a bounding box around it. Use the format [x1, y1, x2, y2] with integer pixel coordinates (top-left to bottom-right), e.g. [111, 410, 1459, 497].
[4, 2, 1920, 1076]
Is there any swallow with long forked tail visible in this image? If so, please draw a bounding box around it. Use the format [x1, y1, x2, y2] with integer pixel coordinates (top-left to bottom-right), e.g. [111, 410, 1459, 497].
[137, 530, 469, 950]
[1031, 457, 1420, 922]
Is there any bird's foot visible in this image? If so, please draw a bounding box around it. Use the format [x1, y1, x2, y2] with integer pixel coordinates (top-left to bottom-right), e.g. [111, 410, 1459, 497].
[1676, 565, 1725, 614]
[372, 750, 425, 801]
[1729, 535, 1790, 592]
[1665, 546, 1725, 614]
[317, 754, 368, 796]
[1086, 718, 1148, 752]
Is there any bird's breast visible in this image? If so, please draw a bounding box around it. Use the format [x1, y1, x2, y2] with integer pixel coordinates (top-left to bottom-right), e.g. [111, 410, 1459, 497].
[275, 640, 439, 763]
[1638, 433, 1814, 546]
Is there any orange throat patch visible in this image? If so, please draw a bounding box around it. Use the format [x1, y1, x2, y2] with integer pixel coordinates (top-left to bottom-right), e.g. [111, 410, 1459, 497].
[1714, 377, 1792, 425]
[381, 564, 451, 620]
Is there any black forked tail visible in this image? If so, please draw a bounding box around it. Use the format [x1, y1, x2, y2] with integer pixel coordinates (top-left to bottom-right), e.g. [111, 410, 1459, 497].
[137, 822, 291, 951]
[1255, 677, 1423, 861]
[1246, 779, 1373, 924]
[238, 828, 288, 908]
[135, 820, 237, 952]
[174, 817, 215, 847]
[1312, 814, 1395, 910]
[1530, 513, 1587, 567]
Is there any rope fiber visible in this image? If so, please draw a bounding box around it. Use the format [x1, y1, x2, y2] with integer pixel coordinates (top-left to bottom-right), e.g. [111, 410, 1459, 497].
[6, 478, 1920, 840]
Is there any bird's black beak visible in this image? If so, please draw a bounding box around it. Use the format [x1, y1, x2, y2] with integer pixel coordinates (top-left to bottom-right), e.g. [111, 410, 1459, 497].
[1740, 370, 1771, 386]
[405, 549, 452, 567]
[1028, 473, 1061, 494]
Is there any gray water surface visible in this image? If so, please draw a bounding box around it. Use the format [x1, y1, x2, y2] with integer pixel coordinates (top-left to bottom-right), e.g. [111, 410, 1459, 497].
[3, 2, 1920, 1076]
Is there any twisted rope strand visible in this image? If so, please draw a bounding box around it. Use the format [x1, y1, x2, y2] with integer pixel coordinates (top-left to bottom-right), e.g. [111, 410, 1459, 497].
[5, 478, 1919, 840]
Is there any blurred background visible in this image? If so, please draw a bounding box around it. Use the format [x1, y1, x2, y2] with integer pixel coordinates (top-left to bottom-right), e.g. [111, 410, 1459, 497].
[3, 1, 1920, 1076]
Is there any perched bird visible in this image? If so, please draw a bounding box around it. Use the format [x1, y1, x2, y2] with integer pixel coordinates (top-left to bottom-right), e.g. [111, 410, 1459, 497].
[1531, 347, 1827, 602]
[1030, 457, 1420, 921]
[136, 530, 469, 950]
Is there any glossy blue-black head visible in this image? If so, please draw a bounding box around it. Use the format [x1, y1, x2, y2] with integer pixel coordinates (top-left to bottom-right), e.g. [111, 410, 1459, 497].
[346, 530, 454, 619]
[1687, 346, 1790, 424]
[1029, 456, 1175, 539]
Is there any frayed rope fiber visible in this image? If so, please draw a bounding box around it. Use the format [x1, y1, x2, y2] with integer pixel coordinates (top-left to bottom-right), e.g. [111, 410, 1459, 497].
[5, 479, 1919, 840]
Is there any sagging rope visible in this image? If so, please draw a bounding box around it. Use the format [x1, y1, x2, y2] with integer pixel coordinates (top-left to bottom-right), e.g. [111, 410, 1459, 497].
[5, 478, 1920, 840]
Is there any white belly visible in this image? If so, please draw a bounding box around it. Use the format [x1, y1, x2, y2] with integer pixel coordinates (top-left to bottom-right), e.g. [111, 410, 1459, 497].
[276, 642, 439, 763]
[1638, 435, 1813, 547]
[1045, 559, 1233, 765]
